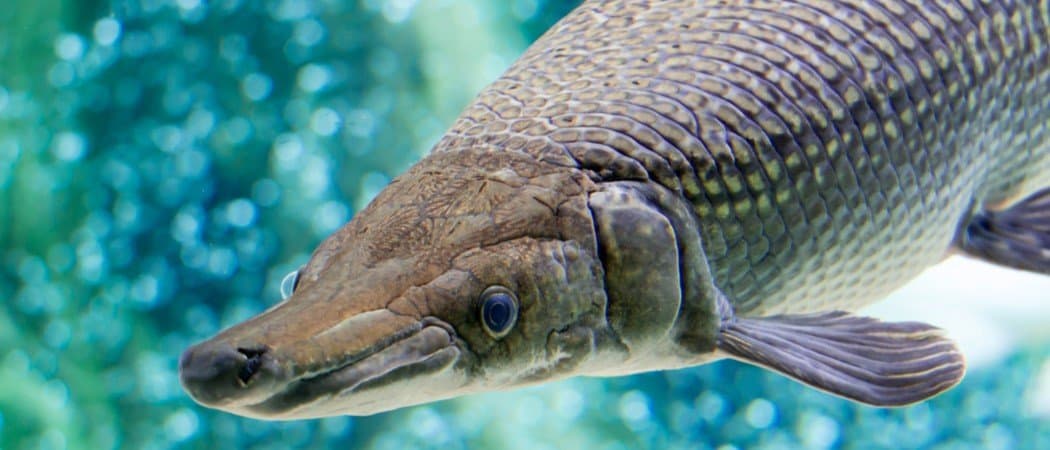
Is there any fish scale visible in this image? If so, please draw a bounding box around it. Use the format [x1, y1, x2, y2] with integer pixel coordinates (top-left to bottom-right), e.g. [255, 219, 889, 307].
[181, 0, 1049, 418]
[435, 0, 1049, 315]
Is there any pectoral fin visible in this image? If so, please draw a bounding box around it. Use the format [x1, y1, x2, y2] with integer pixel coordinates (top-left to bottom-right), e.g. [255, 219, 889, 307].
[717, 312, 965, 407]
[960, 187, 1050, 274]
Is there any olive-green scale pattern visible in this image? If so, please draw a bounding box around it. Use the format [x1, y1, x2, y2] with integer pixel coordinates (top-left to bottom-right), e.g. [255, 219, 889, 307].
[434, 0, 1050, 316]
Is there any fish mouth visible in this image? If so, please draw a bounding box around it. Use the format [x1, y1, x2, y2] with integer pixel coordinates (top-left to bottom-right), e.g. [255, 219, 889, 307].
[241, 320, 461, 418]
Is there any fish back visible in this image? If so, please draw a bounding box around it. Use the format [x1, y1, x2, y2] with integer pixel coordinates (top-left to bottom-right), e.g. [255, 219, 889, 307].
[433, 0, 1050, 315]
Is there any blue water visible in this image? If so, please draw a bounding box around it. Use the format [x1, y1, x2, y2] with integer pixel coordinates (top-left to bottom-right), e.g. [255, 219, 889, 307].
[0, 1, 1046, 449]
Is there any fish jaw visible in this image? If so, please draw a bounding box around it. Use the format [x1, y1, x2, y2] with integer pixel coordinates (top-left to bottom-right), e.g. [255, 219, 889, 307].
[234, 321, 467, 419]
[178, 256, 472, 418]
[179, 318, 466, 419]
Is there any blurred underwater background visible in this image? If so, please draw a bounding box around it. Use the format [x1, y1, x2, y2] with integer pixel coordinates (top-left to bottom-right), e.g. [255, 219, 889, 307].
[0, 0, 1047, 449]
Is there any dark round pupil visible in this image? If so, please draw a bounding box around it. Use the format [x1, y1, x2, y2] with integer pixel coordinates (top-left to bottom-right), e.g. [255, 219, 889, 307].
[484, 294, 513, 331]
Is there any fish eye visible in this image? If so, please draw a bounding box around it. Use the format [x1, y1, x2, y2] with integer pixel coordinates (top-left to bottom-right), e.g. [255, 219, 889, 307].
[280, 267, 303, 300]
[479, 286, 518, 339]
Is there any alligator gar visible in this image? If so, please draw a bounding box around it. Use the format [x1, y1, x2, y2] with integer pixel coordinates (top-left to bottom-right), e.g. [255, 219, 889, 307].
[179, 0, 1050, 419]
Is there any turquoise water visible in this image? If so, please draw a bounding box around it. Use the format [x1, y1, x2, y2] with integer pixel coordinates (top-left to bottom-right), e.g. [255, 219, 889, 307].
[0, 1, 1046, 449]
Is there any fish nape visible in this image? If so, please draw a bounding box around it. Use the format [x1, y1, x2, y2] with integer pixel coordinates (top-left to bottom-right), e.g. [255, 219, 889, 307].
[180, 0, 1049, 419]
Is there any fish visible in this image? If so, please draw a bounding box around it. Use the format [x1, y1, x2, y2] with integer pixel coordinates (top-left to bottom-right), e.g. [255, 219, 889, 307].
[178, 0, 1050, 419]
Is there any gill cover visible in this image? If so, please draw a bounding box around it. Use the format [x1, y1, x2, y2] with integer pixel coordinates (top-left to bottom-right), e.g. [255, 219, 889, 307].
[589, 184, 682, 355]
[585, 182, 726, 375]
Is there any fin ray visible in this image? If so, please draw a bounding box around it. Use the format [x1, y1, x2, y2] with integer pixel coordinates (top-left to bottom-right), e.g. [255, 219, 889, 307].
[961, 187, 1050, 274]
[734, 318, 957, 366]
[718, 312, 965, 406]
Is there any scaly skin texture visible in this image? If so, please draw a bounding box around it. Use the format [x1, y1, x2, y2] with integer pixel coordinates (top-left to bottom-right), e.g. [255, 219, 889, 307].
[437, 0, 1049, 315]
[179, 0, 1048, 418]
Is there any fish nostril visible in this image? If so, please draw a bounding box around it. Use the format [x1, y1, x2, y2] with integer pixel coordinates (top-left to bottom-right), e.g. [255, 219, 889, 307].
[180, 342, 275, 407]
[236, 347, 266, 385]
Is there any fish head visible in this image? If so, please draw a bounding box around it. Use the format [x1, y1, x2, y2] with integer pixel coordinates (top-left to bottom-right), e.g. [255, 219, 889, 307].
[178, 148, 618, 418]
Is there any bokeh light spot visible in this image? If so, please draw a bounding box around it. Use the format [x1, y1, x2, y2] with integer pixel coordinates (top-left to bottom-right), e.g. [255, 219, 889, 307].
[242, 73, 274, 101]
[176, 0, 202, 11]
[745, 398, 777, 429]
[43, 320, 72, 349]
[293, 19, 326, 47]
[164, 408, 200, 442]
[226, 198, 258, 228]
[297, 63, 331, 93]
[696, 390, 725, 422]
[382, 0, 419, 24]
[797, 412, 840, 449]
[47, 62, 76, 87]
[54, 33, 85, 61]
[345, 109, 376, 138]
[93, 18, 122, 46]
[310, 107, 341, 136]
[252, 178, 282, 207]
[511, 0, 539, 20]
[618, 390, 651, 425]
[552, 387, 583, 420]
[39, 428, 67, 450]
[312, 200, 349, 235]
[51, 132, 86, 161]
[273, 133, 305, 169]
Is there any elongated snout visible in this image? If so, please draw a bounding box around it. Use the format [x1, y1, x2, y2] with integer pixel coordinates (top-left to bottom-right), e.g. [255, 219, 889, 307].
[177, 272, 464, 418]
[179, 341, 278, 408]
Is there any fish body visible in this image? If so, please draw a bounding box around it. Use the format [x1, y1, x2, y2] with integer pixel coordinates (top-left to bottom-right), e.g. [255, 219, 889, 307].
[443, 0, 1049, 317]
[179, 0, 1050, 419]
